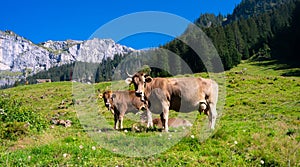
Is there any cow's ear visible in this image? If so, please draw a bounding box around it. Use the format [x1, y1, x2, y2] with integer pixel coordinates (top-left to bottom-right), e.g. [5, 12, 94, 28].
[112, 94, 116, 99]
[125, 78, 132, 85]
[145, 76, 152, 83]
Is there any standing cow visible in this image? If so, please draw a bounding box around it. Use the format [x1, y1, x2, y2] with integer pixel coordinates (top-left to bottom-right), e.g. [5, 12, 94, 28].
[125, 72, 218, 132]
[101, 90, 153, 130]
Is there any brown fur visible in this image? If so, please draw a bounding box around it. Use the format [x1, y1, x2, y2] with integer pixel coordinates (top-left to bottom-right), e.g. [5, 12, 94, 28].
[102, 90, 152, 130]
[126, 72, 218, 132]
[152, 118, 192, 128]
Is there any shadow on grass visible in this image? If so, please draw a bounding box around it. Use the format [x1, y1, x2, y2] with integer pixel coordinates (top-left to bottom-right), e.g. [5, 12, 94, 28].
[281, 69, 300, 76]
[251, 60, 300, 76]
[84, 126, 164, 133]
[121, 127, 163, 133]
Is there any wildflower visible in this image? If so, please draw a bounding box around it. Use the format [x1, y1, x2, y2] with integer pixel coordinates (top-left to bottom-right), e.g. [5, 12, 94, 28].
[260, 160, 264, 164]
[92, 146, 96, 150]
[63, 153, 68, 158]
[234, 141, 238, 145]
[79, 145, 84, 149]
[0, 109, 7, 115]
[124, 129, 128, 133]
[191, 135, 195, 139]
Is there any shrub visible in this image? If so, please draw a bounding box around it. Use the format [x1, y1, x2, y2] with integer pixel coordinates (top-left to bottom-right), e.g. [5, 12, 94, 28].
[0, 121, 29, 140]
[0, 95, 47, 140]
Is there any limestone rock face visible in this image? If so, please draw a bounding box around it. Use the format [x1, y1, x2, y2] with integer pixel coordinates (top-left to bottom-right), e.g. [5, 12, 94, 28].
[0, 30, 134, 87]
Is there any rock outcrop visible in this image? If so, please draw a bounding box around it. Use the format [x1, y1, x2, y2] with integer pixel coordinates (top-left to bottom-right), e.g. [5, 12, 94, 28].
[0, 30, 134, 87]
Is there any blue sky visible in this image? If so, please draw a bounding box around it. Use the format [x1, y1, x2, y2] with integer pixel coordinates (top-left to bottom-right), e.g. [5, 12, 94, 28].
[0, 0, 241, 49]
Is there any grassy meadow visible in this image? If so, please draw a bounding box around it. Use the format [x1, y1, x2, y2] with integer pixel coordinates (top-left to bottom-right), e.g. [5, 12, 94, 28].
[0, 60, 299, 166]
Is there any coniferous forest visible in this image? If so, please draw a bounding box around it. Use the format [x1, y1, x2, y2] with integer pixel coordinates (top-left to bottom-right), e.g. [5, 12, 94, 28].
[164, 0, 300, 71]
[27, 0, 300, 84]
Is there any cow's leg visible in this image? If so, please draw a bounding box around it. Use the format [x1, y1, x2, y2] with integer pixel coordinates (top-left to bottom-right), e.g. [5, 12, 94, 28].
[208, 82, 218, 130]
[114, 114, 119, 130]
[160, 113, 165, 129]
[208, 102, 217, 130]
[119, 112, 125, 130]
[119, 117, 123, 130]
[164, 111, 169, 132]
[146, 108, 153, 128]
[160, 102, 169, 132]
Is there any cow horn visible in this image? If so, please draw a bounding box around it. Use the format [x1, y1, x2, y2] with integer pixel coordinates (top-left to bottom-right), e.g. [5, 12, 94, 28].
[126, 68, 134, 77]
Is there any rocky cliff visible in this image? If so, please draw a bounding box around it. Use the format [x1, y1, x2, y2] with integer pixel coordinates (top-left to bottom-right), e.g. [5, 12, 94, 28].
[0, 30, 134, 87]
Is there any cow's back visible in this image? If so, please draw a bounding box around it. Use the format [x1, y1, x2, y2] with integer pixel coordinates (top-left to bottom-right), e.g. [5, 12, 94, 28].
[168, 77, 212, 112]
[146, 77, 215, 112]
[113, 91, 144, 113]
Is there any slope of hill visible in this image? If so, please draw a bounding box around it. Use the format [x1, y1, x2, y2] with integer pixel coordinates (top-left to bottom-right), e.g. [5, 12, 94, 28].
[167, 0, 299, 73]
[0, 60, 299, 166]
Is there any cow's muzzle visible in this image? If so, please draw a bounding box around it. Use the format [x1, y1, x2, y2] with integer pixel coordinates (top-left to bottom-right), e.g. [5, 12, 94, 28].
[200, 102, 207, 110]
[136, 91, 145, 102]
[199, 101, 209, 115]
[135, 91, 143, 95]
[105, 102, 111, 109]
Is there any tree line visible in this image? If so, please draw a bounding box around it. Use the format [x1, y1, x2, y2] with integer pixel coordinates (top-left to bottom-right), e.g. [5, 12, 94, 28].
[26, 54, 125, 84]
[163, 0, 299, 71]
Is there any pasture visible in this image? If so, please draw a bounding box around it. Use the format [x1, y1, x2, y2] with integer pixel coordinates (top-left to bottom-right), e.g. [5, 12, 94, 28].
[0, 60, 299, 166]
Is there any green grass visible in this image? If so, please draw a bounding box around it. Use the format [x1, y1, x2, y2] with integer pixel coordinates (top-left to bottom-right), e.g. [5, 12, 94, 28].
[0, 60, 299, 166]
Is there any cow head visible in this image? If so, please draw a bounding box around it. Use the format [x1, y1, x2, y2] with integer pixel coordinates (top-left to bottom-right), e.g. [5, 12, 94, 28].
[102, 91, 116, 114]
[125, 72, 152, 101]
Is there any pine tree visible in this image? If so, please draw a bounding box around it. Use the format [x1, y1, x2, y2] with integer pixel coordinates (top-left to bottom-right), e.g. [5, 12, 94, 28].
[232, 21, 245, 55]
[247, 18, 259, 47]
[225, 25, 241, 67]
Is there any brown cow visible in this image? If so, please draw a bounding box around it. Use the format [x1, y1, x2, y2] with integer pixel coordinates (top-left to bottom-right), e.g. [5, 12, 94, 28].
[126, 72, 218, 132]
[102, 90, 153, 130]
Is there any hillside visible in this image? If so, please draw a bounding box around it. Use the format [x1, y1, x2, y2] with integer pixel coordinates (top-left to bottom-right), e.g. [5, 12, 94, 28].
[0, 60, 299, 166]
[226, 0, 291, 23]
[196, 0, 291, 27]
[166, 0, 300, 73]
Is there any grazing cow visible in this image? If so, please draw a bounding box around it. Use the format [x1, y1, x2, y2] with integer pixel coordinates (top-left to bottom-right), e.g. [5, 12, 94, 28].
[102, 90, 153, 130]
[125, 72, 218, 132]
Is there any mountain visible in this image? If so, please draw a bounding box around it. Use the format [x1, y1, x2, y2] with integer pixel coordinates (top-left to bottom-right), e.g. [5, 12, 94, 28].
[226, 0, 289, 22]
[0, 30, 134, 87]
[195, 0, 292, 27]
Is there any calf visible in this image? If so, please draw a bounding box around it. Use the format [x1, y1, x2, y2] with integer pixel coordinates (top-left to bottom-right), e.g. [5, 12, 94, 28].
[102, 90, 153, 130]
